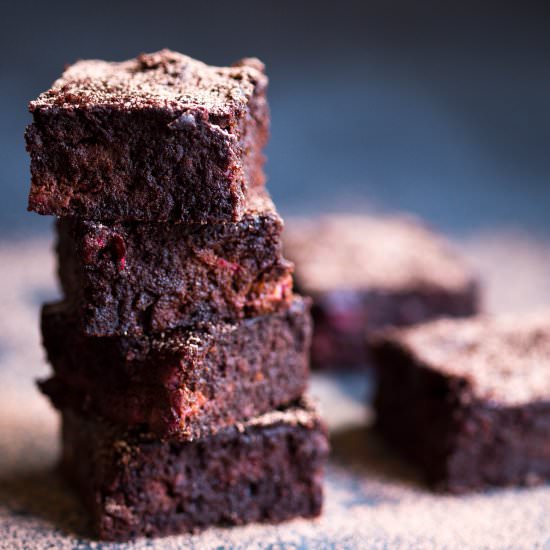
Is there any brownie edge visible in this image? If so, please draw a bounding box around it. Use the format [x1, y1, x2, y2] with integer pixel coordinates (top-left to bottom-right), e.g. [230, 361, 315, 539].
[371, 314, 550, 492]
[39, 296, 312, 440]
[61, 398, 329, 541]
[55, 190, 293, 336]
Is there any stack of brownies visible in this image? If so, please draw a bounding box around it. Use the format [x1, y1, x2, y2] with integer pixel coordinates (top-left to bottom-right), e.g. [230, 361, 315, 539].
[26, 50, 328, 541]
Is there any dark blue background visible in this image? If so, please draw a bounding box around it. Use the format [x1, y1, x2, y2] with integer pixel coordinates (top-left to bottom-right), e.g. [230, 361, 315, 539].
[2, 1, 549, 238]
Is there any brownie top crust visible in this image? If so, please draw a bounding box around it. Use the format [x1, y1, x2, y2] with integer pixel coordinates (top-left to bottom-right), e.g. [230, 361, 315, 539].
[284, 214, 477, 293]
[29, 49, 267, 116]
[373, 312, 550, 405]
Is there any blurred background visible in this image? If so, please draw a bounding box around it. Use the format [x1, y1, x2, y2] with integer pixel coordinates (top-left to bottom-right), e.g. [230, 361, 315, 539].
[2, 0, 550, 239]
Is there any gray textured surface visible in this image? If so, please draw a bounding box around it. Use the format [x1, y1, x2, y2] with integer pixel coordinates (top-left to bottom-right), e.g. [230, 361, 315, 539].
[0, 235, 549, 549]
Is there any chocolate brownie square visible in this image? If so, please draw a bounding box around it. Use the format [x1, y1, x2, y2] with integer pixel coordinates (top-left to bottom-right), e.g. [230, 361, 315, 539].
[56, 190, 292, 336]
[39, 297, 311, 440]
[60, 398, 328, 541]
[26, 49, 269, 223]
[371, 313, 550, 492]
[284, 214, 480, 369]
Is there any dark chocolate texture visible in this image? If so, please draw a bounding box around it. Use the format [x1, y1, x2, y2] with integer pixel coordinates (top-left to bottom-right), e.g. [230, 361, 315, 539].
[26, 50, 269, 223]
[56, 190, 293, 336]
[61, 399, 328, 541]
[39, 297, 312, 440]
[371, 313, 550, 492]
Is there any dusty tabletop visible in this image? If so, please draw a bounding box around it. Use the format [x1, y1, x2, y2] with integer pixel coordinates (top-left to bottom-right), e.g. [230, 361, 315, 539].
[0, 232, 549, 549]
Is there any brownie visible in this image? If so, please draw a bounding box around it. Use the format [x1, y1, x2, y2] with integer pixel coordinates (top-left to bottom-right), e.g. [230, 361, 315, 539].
[39, 297, 312, 440]
[56, 190, 293, 336]
[26, 49, 269, 223]
[371, 313, 550, 493]
[60, 398, 328, 541]
[283, 214, 481, 369]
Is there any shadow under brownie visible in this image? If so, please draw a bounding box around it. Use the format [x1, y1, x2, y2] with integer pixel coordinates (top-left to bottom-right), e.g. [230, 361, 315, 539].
[284, 214, 480, 369]
[39, 297, 311, 440]
[371, 312, 550, 492]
